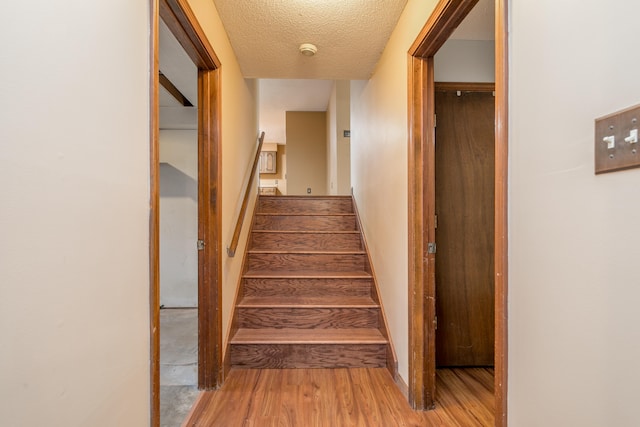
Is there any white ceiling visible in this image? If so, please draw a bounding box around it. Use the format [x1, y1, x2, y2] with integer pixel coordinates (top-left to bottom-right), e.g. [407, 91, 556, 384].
[212, 0, 409, 80]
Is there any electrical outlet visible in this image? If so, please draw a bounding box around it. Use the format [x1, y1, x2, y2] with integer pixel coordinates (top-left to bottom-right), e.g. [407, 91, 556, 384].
[307, 187, 311, 194]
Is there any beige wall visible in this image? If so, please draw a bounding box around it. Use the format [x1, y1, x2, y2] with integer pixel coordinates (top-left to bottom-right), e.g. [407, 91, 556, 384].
[509, 1, 640, 425]
[286, 111, 328, 195]
[350, 0, 439, 383]
[0, 0, 258, 425]
[0, 1, 151, 425]
[353, 0, 640, 423]
[185, 0, 259, 350]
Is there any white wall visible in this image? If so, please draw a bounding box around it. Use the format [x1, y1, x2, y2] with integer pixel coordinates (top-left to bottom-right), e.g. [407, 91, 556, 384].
[327, 81, 352, 195]
[336, 81, 352, 195]
[327, 83, 338, 194]
[509, 1, 640, 425]
[350, 0, 440, 383]
[0, 1, 150, 425]
[434, 39, 495, 82]
[185, 0, 259, 348]
[160, 130, 198, 307]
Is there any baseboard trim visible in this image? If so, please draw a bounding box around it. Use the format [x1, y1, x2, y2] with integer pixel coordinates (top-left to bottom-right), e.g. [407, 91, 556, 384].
[394, 373, 409, 399]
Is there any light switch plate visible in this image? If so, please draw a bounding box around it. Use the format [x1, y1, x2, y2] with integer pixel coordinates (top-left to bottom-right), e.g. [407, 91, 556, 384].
[595, 103, 640, 174]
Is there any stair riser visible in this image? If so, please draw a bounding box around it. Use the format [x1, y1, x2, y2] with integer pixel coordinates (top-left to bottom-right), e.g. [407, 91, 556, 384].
[254, 215, 357, 231]
[231, 196, 391, 372]
[258, 198, 354, 215]
[237, 308, 380, 329]
[243, 278, 372, 297]
[247, 253, 366, 273]
[250, 232, 362, 251]
[230, 344, 386, 369]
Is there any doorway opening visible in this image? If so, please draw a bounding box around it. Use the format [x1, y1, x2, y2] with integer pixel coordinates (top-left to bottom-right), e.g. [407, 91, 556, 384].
[157, 14, 199, 426]
[434, 82, 495, 370]
[407, 0, 508, 425]
[257, 79, 352, 197]
[150, 0, 222, 425]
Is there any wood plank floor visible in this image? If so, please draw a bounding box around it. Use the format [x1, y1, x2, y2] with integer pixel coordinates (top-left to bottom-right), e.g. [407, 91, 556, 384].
[182, 368, 494, 426]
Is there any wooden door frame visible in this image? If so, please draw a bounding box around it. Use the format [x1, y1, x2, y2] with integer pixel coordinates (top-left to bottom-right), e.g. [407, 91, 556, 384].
[150, 0, 222, 425]
[407, 0, 508, 425]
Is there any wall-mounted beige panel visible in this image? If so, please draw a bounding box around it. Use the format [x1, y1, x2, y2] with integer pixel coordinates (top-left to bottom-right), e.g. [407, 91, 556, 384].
[286, 111, 327, 195]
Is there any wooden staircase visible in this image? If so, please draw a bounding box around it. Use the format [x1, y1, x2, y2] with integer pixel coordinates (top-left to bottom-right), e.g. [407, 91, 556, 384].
[228, 195, 395, 372]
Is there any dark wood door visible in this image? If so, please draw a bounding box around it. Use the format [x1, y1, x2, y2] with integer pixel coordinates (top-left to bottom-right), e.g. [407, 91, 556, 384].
[435, 87, 495, 367]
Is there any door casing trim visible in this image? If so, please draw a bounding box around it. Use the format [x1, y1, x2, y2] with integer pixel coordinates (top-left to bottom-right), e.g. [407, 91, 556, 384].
[407, 0, 508, 425]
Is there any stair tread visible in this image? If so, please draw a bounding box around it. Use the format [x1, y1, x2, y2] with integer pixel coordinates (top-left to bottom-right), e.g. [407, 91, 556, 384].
[252, 230, 360, 234]
[260, 195, 353, 199]
[238, 296, 378, 308]
[248, 250, 366, 255]
[251, 231, 360, 235]
[256, 213, 356, 216]
[231, 328, 387, 344]
[243, 270, 371, 279]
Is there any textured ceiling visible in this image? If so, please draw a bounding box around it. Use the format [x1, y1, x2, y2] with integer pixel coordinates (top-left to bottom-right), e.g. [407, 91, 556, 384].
[160, 0, 493, 133]
[212, 0, 409, 79]
[256, 0, 495, 144]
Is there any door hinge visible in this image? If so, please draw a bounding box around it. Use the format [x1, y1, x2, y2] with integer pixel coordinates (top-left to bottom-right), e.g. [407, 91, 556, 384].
[434, 113, 437, 128]
[197, 240, 205, 251]
[434, 316, 438, 330]
[427, 242, 437, 254]
[434, 214, 438, 229]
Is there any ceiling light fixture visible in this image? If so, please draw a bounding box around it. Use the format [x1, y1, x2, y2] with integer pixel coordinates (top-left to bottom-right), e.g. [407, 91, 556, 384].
[299, 43, 317, 57]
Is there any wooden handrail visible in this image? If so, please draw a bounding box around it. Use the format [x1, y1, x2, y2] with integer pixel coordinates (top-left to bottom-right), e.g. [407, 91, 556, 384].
[227, 131, 265, 257]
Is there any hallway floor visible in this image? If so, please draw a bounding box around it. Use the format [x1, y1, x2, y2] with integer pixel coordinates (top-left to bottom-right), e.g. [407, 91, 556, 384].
[160, 308, 199, 427]
[183, 367, 494, 426]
